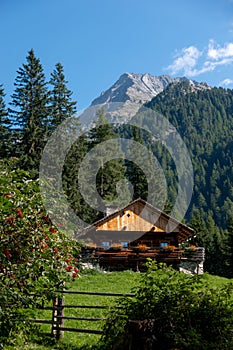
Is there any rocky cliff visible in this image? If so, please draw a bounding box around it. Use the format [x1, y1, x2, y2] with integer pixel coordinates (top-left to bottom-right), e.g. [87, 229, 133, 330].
[89, 73, 210, 123]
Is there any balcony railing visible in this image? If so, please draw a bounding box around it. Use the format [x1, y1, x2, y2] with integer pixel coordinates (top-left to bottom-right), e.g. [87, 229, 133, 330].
[84, 247, 205, 266]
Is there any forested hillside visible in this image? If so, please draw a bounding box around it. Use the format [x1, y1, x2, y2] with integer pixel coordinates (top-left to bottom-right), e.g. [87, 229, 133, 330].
[147, 81, 233, 228]
[144, 81, 233, 276]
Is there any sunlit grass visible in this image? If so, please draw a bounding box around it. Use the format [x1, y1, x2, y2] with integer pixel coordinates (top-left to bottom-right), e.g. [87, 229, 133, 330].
[33, 270, 141, 349]
[5, 270, 232, 350]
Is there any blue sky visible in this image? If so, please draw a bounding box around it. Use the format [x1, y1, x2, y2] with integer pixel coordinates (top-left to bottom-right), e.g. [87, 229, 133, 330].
[1, 0, 233, 110]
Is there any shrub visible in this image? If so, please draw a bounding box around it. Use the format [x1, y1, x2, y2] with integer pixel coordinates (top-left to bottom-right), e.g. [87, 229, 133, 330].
[101, 261, 233, 350]
[0, 160, 80, 347]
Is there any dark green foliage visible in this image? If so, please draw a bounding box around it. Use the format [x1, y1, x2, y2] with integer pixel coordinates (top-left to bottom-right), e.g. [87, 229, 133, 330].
[118, 124, 169, 210]
[188, 211, 226, 275]
[8, 53, 77, 180]
[147, 83, 233, 227]
[9, 49, 49, 177]
[62, 129, 96, 225]
[0, 84, 11, 158]
[49, 62, 77, 132]
[62, 108, 128, 226]
[222, 216, 233, 278]
[145, 82, 233, 276]
[124, 126, 152, 201]
[101, 262, 233, 350]
[88, 107, 127, 206]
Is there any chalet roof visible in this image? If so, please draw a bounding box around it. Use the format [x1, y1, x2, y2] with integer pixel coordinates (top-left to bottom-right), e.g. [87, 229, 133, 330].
[83, 198, 194, 242]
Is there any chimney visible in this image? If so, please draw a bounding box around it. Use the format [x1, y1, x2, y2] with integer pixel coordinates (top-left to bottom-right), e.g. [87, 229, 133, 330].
[105, 206, 118, 216]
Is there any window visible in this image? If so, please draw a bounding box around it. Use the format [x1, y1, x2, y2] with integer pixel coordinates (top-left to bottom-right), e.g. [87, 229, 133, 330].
[121, 241, 128, 248]
[160, 242, 168, 249]
[102, 242, 110, 250]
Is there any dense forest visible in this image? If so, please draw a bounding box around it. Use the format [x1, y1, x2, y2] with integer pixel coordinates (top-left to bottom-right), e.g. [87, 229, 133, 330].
[147, 81, 233, 226]
[145, 82, 233, 276]
[1, 50, 233, 277]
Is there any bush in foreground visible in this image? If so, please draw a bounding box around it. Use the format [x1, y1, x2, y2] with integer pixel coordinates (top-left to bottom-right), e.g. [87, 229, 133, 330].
[101, 261, 233, 350]
[0, 160, 80, 347]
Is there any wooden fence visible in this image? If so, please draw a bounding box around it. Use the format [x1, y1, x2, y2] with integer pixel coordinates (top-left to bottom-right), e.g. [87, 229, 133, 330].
[32, 290, 134, 339]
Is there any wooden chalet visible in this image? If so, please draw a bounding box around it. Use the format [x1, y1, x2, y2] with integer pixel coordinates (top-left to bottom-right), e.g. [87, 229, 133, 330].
[80, 198, 204, 272]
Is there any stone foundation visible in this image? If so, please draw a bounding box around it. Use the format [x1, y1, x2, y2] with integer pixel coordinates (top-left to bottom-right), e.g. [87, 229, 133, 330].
[179, 247, 205, 275]
[179, 260, 204, 275]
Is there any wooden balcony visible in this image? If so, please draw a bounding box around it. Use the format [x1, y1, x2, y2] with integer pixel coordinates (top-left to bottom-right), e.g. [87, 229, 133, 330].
[82, 247, 205, 271]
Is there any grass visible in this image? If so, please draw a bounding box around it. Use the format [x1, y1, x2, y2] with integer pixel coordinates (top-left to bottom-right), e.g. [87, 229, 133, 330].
[31, 270, 141, 350]
[202, 272, 232, 288]
[3, 269, 233, 350]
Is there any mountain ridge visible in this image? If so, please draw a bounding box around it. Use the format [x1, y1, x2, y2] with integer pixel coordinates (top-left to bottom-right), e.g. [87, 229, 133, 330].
[91, 72, 211, 108]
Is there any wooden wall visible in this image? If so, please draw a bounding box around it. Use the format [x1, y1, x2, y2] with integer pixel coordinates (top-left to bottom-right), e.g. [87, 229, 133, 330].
[98, 202, 166, 232]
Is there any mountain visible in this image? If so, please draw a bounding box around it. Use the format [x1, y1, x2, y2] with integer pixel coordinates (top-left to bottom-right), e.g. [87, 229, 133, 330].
[91, 73, 177, 105]
[92, 72, 208, 107]
[89, 73, 211, 123]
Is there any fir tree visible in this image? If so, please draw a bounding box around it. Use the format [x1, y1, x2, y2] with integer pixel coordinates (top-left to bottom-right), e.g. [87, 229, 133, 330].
[0, 84, 11, 158]
[124, 125, 167, 210]
[49, 62, 77, 132]
[125, 126, 148, 200]
[9, 49, 49, 177]
[88, 107, 128, 210]
[62, 108, 131, 227]
[223, 216, 233, 278]
[62, 130, 94, 225]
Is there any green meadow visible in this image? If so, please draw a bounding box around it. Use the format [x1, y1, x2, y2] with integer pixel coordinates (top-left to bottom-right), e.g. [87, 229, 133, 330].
[4, 270, 232, 350]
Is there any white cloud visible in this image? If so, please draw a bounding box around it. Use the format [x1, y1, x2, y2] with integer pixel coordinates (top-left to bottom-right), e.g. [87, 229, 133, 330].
[201, 56, 233, 72]
[166, 40, 233, 77]
[167, 46, 202, 76]
[219, 78, 233, 86]
[207, 40, 233, 60]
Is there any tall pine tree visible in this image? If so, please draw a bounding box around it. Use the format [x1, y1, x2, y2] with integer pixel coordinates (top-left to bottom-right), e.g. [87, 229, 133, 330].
[49, 62, 77, 132]
[122, 125, 167, 210]
[223, 216, 233, 278]
[125, 126, 148, 200]
[89, 108, 128, 207]
[0, 84, 11, 158]
[9, 49, 49, 177]
[62, 107, 129, 227]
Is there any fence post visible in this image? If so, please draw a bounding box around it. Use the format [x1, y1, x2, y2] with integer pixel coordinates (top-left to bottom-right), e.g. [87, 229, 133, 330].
[51, 298, 57, 337]
[51, 295, 65, 339]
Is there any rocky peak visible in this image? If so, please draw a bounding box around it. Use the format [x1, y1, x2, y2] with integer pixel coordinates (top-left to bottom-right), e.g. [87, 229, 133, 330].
[91, 73, 177, 106]
[87, 73, 211, 124]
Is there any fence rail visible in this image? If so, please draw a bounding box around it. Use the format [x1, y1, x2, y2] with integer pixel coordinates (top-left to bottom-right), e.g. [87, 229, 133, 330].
[33, 289, 134, 339]
[57, 290, 135, 297]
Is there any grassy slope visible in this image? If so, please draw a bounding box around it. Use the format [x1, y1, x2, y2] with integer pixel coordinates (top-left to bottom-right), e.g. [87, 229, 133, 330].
[33, 270, 141, 350]
[6, 270, 232, 350]
[203, 273, 232, 288]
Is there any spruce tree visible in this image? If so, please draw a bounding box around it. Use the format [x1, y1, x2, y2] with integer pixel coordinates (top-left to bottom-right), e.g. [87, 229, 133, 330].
[9, 49, 49, 177]
[62, 130, 93, 225]
[62, 108, 129, 227]
[87, 107, 128, 210]
[125, 126, 147, 200]
[0, 84, 11, 158]
[223, 216, 233, 278]
[49, 62, 77, 132]
[124, 125, 166, 210]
